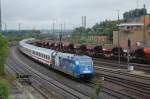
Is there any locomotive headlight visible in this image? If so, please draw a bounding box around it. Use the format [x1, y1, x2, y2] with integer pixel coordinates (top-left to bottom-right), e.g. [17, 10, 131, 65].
[123, 49, 128, 53]
[75, 61, 79, 65]
[103, 48, 106, 51]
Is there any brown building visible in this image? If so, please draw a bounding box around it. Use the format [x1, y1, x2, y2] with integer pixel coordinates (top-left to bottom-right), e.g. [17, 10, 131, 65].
[113, 23, 150, 49]
[89, 35, 109, 42]
[139, 15, 150, 25]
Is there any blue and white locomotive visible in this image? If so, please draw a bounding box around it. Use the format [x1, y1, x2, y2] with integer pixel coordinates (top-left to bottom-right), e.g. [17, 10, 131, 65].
[19, 38, 94, 80]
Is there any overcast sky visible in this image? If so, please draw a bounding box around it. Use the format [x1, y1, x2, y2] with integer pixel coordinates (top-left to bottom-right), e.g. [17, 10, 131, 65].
[2, 0, 150, 30]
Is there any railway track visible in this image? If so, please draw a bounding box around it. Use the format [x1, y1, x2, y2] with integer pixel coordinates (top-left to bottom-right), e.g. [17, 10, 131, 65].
[15, 47, 143, 99]
[6, 55, 90, 99]
[7, 46, 150, 99]
[87, 82, 136, 99]
[5, 61, 50, 99]
[95, 66, 150, 99]
[93, 58, 150, 72]
[95, 66, 150, 81]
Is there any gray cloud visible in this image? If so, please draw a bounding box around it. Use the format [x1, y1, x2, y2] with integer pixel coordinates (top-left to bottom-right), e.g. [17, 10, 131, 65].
[1, 0, 150, 30]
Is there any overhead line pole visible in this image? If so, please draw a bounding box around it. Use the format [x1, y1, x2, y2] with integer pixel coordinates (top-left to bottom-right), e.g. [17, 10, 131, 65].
[84, 16, 86, 29]
[117, 10, 121, 65]
[5, 23, 7, 31]
[19, 23, 21, 34]
[143, 4, 146, 45]
[59, 24, 63, 50]
[82, 16, 84, 27]
[0, 0, 2, 32]
[53, 21, 55, 34]
[52, 21, 55, 40]
[64, 22, 66, 34]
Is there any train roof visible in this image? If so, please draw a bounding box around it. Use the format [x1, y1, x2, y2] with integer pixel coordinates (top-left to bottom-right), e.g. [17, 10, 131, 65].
[57, 52, 92, 61]
[20, 38, 93, 61]
[20, 38, 55, 55]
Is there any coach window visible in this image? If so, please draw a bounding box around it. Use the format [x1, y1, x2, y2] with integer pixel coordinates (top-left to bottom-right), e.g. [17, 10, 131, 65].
[43, 54, 45, 58]
[45, 55, 46, 59]
[44, 54, 46, 59]
[48, 56, 50, 60]
[45, 55, 47, 59]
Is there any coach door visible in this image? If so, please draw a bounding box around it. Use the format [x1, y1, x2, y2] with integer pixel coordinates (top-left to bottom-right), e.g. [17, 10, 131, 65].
[51, 52, 56, 68]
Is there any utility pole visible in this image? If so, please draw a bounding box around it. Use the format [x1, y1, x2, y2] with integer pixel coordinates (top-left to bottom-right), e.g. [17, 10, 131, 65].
[0, 0, 2, 32]
[143, 4, 146, 45]
[53, 21, 55, 34]
[19, 23, 21, 34]
[59, 24, 63, 50]
[136, 0, 139, 8]
[82, 16, 84, 27]
[52, 20, 56, 41]
[117, 10, 121, 65]
[64, 22, 66, 34]
[127, 32, 131, 69]
[5, 23, 7, 32]
[84, 16, 86, 29]
[61, 24, 62, 40]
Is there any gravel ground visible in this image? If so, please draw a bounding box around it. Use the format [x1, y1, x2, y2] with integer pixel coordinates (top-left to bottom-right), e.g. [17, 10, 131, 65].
[4, 73, 46, 99]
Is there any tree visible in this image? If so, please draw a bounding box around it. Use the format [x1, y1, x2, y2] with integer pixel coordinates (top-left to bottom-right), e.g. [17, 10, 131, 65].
[0, 80, 9, 99]
[0, 33, 9, 75]
[123, 8, 147, 21]
[92, 20, 118, 40]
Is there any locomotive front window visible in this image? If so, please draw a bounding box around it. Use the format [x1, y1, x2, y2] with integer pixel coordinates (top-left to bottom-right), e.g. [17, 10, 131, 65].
[79, 61, 92, 66]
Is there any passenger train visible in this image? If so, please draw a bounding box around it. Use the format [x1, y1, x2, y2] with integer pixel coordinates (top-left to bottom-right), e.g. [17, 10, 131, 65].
[19, 38, 94, 80]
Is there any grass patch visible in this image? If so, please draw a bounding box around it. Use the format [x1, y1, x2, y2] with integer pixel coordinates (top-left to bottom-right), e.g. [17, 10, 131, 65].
[0, 78, 10, 99]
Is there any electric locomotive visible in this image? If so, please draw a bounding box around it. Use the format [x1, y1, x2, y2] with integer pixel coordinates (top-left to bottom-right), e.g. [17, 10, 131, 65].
[19, 38, 94, 80]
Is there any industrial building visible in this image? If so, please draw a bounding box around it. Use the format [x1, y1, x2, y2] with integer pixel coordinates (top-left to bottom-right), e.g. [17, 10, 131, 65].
[113, 15, 150, 49]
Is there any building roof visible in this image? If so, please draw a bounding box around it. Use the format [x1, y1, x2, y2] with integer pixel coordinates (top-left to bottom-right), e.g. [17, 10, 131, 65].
[119, 23, 144, 27]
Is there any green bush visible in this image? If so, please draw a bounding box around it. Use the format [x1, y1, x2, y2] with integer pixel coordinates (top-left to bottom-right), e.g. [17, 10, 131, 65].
[0, 33, 9, 76]
[0, 80, 9, 99]
[91, 79, 103, 99]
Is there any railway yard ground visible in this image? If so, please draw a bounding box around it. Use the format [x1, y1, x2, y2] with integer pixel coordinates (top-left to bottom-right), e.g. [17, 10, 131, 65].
[4, 45, 150, 99]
